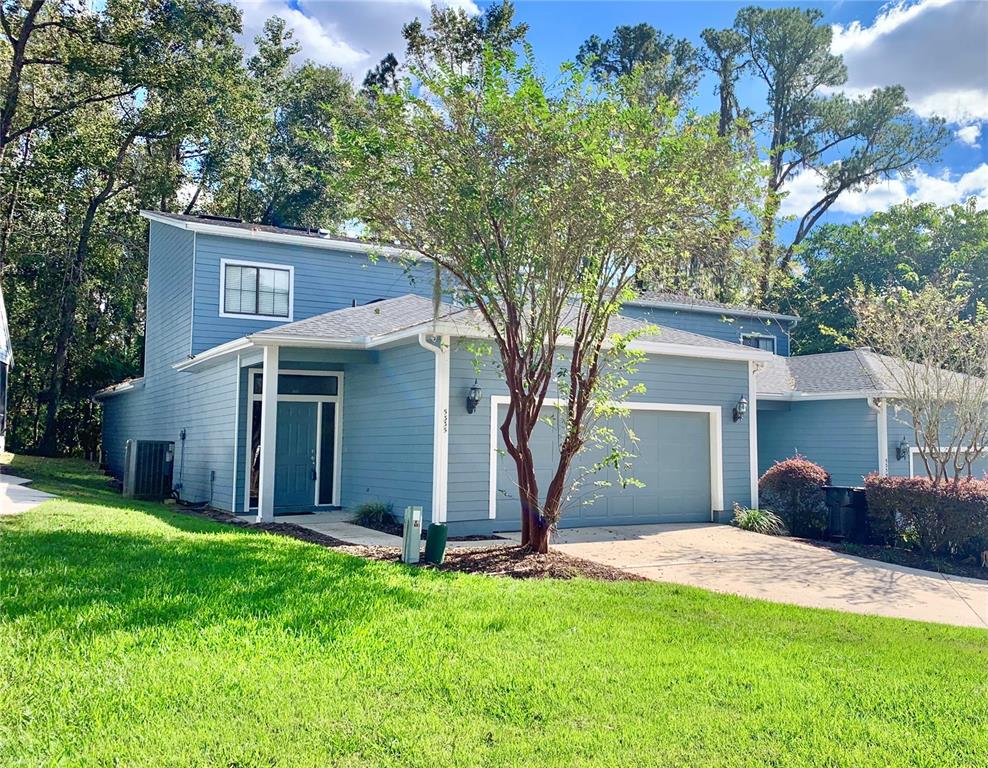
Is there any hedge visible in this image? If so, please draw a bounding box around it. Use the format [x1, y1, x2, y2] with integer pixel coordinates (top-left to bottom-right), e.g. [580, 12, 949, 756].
[759, 456, 831, 538]
[864, 475, 988, 556]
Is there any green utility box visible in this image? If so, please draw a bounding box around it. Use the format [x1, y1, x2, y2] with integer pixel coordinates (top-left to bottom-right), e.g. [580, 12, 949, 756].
[424, 523, 448, 565]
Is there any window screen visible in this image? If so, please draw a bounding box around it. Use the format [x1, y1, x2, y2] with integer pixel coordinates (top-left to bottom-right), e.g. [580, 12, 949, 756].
[224, 264, 290, 317]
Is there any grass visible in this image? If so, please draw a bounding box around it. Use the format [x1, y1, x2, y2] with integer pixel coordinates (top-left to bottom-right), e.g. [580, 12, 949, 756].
[1, 455, 987, 767]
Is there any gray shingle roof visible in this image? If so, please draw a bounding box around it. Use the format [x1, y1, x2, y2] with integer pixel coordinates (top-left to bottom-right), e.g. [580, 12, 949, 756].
[626, 290, 798, 322]
[252, 295, 450, 341]
[757, 349, 902, 396]
[251, 294, 749, 352]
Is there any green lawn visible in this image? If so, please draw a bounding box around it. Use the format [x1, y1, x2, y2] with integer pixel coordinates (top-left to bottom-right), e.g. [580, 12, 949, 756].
[1, 456, 986, 767]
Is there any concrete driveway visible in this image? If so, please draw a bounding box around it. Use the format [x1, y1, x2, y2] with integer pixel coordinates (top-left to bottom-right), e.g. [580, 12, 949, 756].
[517, 524, 988, 628]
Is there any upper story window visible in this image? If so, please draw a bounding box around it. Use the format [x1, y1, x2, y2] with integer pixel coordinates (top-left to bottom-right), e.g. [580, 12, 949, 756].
[741, 333, 776, 354]
[220, 260, 293, 320]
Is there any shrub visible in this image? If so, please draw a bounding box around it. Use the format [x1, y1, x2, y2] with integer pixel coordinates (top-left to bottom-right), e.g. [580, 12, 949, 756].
[864, 475, 988, 556]
[352, 501, 394, 528]
[732, 504, 786, 535]
[758, 456, 831, 538]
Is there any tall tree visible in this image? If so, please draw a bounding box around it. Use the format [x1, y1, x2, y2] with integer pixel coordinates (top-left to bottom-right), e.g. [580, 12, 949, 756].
[793, 201, 988, 354]
[196, 17, 357, 229]
[363, 1, 527, 92]
[699, 27, 748, 138]
[730, 6, 948, 300]
[577, 23, 701, 105]
[339, 54, 753, 552]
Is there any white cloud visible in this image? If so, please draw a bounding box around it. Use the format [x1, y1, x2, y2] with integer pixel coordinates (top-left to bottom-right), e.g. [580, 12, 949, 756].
[780, 164, 988, 218]
[234, 0, 479, 83]
[956, 124, 981, 147]
[831, 0, 988, 123]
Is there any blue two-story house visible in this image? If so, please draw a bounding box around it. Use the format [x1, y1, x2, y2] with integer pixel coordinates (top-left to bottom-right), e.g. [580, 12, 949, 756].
[97, 212, 983, 535]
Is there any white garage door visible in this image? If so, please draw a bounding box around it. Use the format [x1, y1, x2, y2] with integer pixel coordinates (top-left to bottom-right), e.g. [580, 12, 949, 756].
[494, 405, 715, 526]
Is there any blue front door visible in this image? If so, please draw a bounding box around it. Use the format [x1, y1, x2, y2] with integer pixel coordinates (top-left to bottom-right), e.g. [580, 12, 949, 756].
[274, 401, 317, 511]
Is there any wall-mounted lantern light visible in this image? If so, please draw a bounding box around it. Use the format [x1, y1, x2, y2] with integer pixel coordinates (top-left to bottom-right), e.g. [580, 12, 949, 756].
[896, 436, 910, 461]
[466, 379, 483, 414]
[733, 394, 748, 423]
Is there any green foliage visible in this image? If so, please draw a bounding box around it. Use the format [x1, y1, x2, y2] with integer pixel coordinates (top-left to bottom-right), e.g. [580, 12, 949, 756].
[793, 201, 988, 354]
[714, 6, 947, 299]
[351, 500, 395, 528]
[577, 23, 701, 104]
[732, 504, 786, 535]
[339, 47, 756, 543]
[1, 456, 986, 766]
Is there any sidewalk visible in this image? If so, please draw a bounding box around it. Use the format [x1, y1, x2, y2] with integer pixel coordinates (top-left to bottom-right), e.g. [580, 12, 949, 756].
[0, 474, 54, 516]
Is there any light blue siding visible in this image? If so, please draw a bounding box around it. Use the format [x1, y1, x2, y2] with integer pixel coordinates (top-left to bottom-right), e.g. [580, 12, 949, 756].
[340, 343, 435, 514]
[191, 233, 436, 354]
[885, 405, 988, 480]
[101, 222, 240, 509]
[757, 398, 878, 487]
[620, 304, 795, 356]
[446, 345, 753, 534]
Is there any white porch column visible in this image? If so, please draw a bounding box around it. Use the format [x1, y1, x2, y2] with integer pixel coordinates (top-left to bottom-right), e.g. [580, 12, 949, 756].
[749, 361, 761, 508]
[419, 334, 450, 524]
[257, 344, 279, 522]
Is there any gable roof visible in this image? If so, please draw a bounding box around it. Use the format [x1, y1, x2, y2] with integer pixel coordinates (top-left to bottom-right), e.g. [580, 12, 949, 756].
[625, 290, 798, 323]
[177, 294, 771, 372]
[140, 210, 415, 259]
[754, 348, 981, 399]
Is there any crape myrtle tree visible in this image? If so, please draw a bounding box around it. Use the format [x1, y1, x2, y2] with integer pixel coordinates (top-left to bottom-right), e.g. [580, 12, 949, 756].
[853, 283, 988, 483]
[337, 52, 754, 552]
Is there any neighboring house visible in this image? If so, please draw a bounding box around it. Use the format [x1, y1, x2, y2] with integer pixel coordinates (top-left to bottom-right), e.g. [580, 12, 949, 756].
[0, 281, 11, 454]
[756, 349, 988, 485]
[97, 212, 979, 534]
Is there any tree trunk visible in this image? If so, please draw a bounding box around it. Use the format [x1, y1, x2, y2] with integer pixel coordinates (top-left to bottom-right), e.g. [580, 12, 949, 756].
[527, 514, 551, 554]
[757, 189, 781, 302]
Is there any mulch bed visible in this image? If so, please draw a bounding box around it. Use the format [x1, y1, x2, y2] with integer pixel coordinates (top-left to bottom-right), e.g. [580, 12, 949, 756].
[170, 504, 638, 581]
[803, 538, 988, 582]
[353, 515, 504, 542]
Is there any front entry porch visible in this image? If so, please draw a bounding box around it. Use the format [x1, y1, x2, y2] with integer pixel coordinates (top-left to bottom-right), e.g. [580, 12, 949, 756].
[244, 366, 342, 515]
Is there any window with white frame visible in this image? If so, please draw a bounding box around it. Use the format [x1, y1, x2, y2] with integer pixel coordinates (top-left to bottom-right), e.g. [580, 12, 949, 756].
[741, 333, 776, 353]
[222, 262, 292, 319]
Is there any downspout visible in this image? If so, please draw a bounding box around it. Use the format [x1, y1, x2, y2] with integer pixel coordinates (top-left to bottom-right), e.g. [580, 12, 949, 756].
[418, 333, 450, 524]
[868, 397, 889, 477]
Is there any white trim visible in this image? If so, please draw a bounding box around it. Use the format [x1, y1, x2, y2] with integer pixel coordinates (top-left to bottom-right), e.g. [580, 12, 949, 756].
[175, 308, 773, 374]
[758, 390, 896, 402]
[748, 361, 759, 507]
[141, 210, 418, 260]
[219, 258, 295, 322]
[93, 377, 145, 400]
[257, 345, 279, 522]
[418, 334, 450, 524]
[487, 395, 725, 522]
[244, 368, 344, 511]
[231, 352, 241, 512]
[869, 398, 889, 476]
[189, 231, 197, 357]
[907, 446, 988, 478]
[740, 332, 776, 355]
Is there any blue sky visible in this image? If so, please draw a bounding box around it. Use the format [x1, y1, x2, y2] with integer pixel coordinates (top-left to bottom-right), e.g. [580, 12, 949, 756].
[235, 1, 988, 225]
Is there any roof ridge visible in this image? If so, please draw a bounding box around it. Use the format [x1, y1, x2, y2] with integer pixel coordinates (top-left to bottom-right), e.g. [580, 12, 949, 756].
[852, 348, 890, 392]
